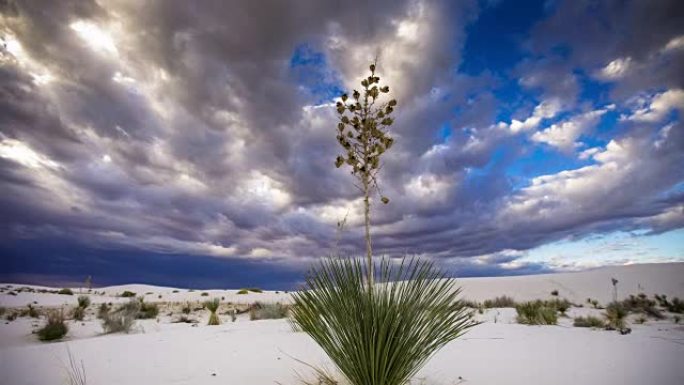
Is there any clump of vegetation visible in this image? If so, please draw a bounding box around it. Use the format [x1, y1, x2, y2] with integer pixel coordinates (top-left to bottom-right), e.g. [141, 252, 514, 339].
[181, 302, 192, 314]
[229, 308, 237, 322]
[622, 294, 663, 319]
[20, 304, 40, 318]
[673, 315, 681, 324]
[550, 290, 559, 296]
[102, 299, 139, 333]
[573, 316, 604, 328]
[173, 315, 197, 324]
[37, 310, 68, 341]
[97, 303, 110, 319]
[292, 257, 477, 385]
[250, 302, 289, 320]
[137, 300, 159, 319]
[515, 301, 558, 325]
[172, 290, 179, 293]
[238, 288, 263, 294]
[119, 291, 136, 298]
[605, 302, 628, 330]
[665, 297, 684, 313]
[58, 288, 74, 295]
[71, 306, 85, 321]
[205, 298, 221, 325]
[201, 292, 209, 296]
[0, 306, 5, 316]
[77, 295, 91, 309]
[483, 296, 517, 308]
[546, 298, 571, 315]
[634, 316, 647, 324]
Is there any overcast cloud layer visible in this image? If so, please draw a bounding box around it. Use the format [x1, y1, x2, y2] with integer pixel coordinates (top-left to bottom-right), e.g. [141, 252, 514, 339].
[1, 0, 683, 288]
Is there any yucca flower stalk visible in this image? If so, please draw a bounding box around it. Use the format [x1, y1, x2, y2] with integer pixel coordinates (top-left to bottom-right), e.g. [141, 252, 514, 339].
[291, 257, 477, 385]
[205, 298, 220, 326]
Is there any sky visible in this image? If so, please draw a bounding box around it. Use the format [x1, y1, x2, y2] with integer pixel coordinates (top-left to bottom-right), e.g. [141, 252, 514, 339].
[0, 0, 683, 289]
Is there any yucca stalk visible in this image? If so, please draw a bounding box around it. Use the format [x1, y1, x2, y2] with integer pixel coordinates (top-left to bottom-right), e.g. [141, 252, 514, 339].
[291, 257, 477, 385]
[205, 298, 220, 326]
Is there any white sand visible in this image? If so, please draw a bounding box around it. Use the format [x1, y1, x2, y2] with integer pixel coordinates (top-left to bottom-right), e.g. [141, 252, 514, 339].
[1, 262, 682, 385]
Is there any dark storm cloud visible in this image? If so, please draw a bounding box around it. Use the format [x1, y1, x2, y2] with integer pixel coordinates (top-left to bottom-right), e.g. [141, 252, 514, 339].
[0, 0, 682, 287]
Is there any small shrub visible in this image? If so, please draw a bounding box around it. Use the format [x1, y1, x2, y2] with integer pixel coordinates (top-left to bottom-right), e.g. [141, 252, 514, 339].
[120, 291, 136, 298]
[71, 306, 85, 321]
[137, 300, 159, 319]
[0, 307, 5, 316]
[674, 315, 681, 324]
[97, 303, 110, 319]
[7, 291, 17, 296]
[548, 298, 571, 315]
[605, 302, 628, 330]
[173, 315, 197, 324]
[6, 312, 17, 321]
[77, 295, 90, 309]
[229, 309, 236, 322]
[172, 290, 179, 293]
[515, 301, 557, 325]
[483, 296, 516, 308]
[102, 299, 139, 333]
[573, 316, 604, 328]
[239, 288, 262, 294]
[249, 303, 289, 320]
[38, 310, 68, 341]
[550, 290, 559, 296]
[58, 288, 74, 295]
[201, 292, 209, 296]
[236, 289, 249, 295]
[634, 316, 647, 324]
[665, 297, 684, 313]
[205, 298, 220, 325]
[182, 302, 192, 314]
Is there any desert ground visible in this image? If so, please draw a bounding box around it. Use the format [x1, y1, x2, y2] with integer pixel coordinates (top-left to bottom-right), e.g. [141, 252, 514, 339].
[1, 262, 683, 385]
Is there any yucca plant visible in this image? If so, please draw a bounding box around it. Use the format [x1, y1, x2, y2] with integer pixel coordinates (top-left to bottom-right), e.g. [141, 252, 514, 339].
[291, 257, 476, 385]
[205, 298, 220, 325]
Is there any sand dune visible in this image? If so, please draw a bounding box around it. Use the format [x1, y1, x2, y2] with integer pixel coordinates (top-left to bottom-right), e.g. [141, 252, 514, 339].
[1, 262, 682, 385]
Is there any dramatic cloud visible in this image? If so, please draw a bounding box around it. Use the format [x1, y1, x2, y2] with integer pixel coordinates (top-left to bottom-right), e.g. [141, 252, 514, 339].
[0, 0, 682, 287]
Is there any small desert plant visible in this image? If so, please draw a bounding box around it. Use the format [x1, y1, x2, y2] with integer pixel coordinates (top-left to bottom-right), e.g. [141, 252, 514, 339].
[229, 309, 237, 322]
[673, 315, 681, 324]
[605, 302, 628, 330]
[38, 310, 68, 341]
[236, 289, 249, 295]
[201, 292, 209, 296]
[515, 301, 558, 325]
[590, 299, 601, 309]
[102, 299, 139, 333]
[77, 295, 90, 309]
[249, 302, 289, 320]
[173, 315, 197, 324]
[96, 303, 109, 319]
[634, 316, 647, 324]
[120, 291, 136, 298]
[546, 298, 571, 315]
[550, 290, 559, 296]
[0, 306, 5, 316]
[137, 300, 159, 319]
[172, 290, 179, 293]
[71, 306, 85, 321]
[59, 288, 74, 295]
[26, 304, 40, 318]
[181, 302, 192, 314]
[291, 257, 476, 385]
[483, 296, 517, 308]
[205, 298, 221, 325]
[665, 297, 684, 313]
[573, 316, 604, 328]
